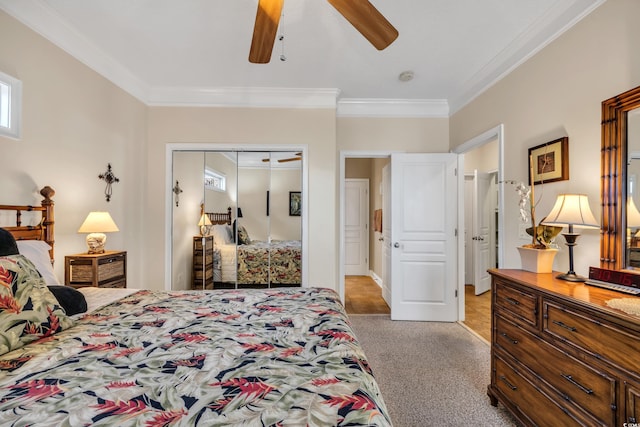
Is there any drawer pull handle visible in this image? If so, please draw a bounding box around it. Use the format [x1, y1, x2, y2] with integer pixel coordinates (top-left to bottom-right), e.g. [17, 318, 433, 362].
[561, 374, 593, 395]
[500, 332, 518, 345]
[499, 375, 517, 391]
[505, 297, 520, 306]
[552, 320, 577, 332]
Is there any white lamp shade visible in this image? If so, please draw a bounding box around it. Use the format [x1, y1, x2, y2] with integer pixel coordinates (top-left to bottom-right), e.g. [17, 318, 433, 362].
[78, 212, 119, 233]
[542, 194, 599, 228]
[198, 214, 212, 226]
[628, 197, 640, 228]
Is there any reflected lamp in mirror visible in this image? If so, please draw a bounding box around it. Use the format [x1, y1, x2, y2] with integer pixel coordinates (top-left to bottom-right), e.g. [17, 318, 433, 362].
[542, 194, 599, 282]
[198, 213, 212, 236]
[78, 212, 119, 254]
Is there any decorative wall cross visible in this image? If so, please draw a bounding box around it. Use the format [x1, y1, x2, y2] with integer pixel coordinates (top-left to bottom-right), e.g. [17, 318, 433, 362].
[98, 163, 120, 202]
[173, 180, 183, 207]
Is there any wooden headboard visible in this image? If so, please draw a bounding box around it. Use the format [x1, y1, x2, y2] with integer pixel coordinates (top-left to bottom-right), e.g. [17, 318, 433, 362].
[205, 206, 232, 225]
[0, 186, 55, 260]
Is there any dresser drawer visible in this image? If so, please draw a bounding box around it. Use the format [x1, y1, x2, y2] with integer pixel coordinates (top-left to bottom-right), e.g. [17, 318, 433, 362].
[494, 279, 538, 327]
[496, 314, 617, 426]
[544, 300, 640, 377]
[626, 381, 640, 424]
[493, 355, 590, 426]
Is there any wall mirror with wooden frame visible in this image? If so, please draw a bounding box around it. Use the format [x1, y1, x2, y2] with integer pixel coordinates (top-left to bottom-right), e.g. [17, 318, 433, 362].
[601, 85, 640, 270]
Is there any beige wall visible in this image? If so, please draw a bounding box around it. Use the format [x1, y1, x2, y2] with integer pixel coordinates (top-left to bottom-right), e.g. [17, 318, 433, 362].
[0, 11, 147, 285]
[450, 0, 640, 276]
[338, 117, 450, 152]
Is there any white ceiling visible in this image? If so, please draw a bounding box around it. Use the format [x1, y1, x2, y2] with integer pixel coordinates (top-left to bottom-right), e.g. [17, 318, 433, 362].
[1, 0, 604, 116]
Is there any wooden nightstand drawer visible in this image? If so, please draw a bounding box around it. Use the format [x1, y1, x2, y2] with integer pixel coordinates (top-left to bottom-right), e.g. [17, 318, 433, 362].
[65, 251, 127, 288]
[192, 236, 213, 290]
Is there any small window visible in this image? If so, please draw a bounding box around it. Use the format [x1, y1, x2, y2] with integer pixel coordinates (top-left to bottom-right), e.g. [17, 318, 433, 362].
[205, 168, 226, 192]
[0, 71, 21, 140]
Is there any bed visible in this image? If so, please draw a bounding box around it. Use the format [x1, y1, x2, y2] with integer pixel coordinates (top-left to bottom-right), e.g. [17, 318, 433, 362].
[0, 189, 391, 426]
[207, 210, 302, 287]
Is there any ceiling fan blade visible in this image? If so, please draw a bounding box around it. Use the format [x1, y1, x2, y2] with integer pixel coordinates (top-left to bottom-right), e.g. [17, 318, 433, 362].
[278, 157, 302, 163]
[249, 0, 284, 64]
[327, 0, 398, 50]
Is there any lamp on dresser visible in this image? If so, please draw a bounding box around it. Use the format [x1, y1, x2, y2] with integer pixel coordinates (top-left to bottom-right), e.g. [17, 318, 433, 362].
[542, 194, 599, 281]
[77, 211, 119, 254]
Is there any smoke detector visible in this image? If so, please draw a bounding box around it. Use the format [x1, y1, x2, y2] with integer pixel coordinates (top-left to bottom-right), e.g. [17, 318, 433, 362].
[398, 70, 414, 82]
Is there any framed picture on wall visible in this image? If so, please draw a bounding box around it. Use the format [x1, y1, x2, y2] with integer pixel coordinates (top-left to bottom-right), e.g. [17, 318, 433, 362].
[528, 137, 569, 185]
[289, 191, 301, 216]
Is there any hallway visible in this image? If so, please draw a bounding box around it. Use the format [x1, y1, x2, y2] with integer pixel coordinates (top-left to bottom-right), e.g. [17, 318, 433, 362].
[344, 276, 390, 315]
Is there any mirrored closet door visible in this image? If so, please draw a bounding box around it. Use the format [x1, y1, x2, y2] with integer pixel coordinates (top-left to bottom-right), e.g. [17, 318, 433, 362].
[171, 150, 302, 291]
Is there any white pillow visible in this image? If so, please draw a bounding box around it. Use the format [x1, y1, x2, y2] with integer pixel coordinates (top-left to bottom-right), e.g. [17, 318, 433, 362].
[16, 240, 61, 285]
[211, 224, 232, 244]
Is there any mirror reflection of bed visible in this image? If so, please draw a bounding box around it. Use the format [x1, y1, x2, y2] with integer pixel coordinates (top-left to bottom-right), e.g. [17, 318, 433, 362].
[172, 150, 302, 290]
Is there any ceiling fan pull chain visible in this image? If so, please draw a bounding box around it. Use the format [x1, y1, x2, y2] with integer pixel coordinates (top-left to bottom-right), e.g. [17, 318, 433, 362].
[279, 11, 286, 62]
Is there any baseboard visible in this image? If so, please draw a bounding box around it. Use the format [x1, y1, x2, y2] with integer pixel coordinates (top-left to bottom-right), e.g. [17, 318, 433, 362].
[369, 270, 383, 288]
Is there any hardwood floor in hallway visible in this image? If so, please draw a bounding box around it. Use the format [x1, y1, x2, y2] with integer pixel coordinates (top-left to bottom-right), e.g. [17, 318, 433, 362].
[462, 285, 492, 342]
[344, 276, 390, 315]
[344, 277, 491, 342]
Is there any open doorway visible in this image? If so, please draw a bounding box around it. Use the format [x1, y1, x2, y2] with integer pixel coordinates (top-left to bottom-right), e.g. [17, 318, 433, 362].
[343, 156, 390, 315]
[454, 125, 505, 341]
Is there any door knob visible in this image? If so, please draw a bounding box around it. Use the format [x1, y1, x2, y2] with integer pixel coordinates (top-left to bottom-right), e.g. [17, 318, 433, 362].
[394, 242, 400, 248]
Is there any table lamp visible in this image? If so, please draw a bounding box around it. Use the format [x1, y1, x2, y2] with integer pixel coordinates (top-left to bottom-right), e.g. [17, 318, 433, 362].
[78, 211, 119, 254]
[542, 194, 599, 281]
[198, 213, 212, 236]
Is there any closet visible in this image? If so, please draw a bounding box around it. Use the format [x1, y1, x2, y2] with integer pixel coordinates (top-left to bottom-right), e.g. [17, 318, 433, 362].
[171, 150, 303, 290]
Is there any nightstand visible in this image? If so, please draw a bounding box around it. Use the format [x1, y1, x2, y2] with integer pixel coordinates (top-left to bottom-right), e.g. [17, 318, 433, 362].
[193, 236, 213, 289]
[65, 250, 127, 288]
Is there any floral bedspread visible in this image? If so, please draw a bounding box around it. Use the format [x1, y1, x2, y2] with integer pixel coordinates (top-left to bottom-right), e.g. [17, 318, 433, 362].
[237, 240, 301, 285]
[0, 287, 391, 426]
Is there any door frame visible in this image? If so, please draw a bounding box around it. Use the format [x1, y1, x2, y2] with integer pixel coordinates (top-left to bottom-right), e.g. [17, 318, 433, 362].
[165, 143, 309, 291]
[452, 124, 505, 320]
[339, 151, 399, 303]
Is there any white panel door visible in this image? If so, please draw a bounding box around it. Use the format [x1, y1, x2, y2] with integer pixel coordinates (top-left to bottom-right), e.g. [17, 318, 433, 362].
[381, 164, 391, 305]
[473, 170, 492, 295]
[391, 153, 458, 321]
[345, 179, 369, 275]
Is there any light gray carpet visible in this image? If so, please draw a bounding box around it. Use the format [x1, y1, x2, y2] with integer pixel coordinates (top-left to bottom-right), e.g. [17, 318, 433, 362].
[349, 315, 518, 427]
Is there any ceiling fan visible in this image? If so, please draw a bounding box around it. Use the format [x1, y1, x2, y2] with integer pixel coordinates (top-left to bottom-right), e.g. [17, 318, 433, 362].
[249, 0, 398, 64]
[262, 152, 302, 163]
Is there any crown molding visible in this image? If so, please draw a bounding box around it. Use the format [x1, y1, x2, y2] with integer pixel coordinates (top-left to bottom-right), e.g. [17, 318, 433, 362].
[448, 0, 606, 114]
[0, 0, 150, 102]
[337, 99, 449, 118]
[147, 87, 340, 109]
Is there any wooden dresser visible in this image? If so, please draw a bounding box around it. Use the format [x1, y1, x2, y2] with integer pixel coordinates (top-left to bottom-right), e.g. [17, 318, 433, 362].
[488, 269, 640, 426]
